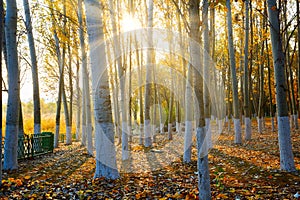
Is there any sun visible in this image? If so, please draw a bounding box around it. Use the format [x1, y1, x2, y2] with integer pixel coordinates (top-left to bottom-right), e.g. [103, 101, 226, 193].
[120, 14, 141, 32]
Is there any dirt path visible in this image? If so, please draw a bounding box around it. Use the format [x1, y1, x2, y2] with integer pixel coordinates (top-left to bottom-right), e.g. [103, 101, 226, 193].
[1, 120, 300, 199]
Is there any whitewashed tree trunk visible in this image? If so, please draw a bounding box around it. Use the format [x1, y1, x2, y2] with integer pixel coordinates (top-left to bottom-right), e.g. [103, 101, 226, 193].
[144, 0, 154, 147]
[4, 0, 19, 170]
[84, 0, 119, 179]
[62, 89, 71, 145]
[203, 0, 212, 149]
[50, 0, 64, 148]
[190, 0, 211, 198]
[23, 0, 41, 135]
[267, 0, 296, 172]
[60, 0, 71, 146]
[226, 0, 241, 144]
[183, 65, 193, 163]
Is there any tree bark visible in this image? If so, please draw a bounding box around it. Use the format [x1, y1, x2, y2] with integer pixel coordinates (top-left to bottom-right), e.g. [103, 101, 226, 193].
[84, 0, 119, 179]
[23, 0, 41, 135]
[190, 0, 211, 198]
[203, 0, 212, 148]
[144, 0, 154, 147]
[50, 0, 64, 148]
[78, 0, 93, 154]
[226, 0, 242, 144]
[108, 0, 129, 159]
[244, 0, 252, 140]
[4, 0, 19, 170]
[267, 0, 296, 172]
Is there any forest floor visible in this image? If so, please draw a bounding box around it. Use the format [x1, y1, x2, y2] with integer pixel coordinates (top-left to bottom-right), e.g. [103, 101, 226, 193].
[1, 119, 300, 199]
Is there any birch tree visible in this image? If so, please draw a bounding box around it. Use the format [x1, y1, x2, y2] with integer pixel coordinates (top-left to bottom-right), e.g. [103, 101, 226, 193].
[23, 0, 41, 135]
[84, 0, 119, 179]
[3, 0, 20, 170]
[267, 0, 296, 172]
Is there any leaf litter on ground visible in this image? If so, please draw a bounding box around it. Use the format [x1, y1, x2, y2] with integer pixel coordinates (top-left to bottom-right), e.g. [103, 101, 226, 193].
[1, 118, 300, 199]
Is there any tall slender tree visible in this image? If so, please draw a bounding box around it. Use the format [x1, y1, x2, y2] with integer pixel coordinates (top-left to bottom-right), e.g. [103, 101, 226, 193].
[189, 0, 211, 198]
[50, 0, 64, 148]
[226, 0, 242, 144]
[3, 0, 19, 170]
[108, 0, 129, 159]
[202, 0, 211, 148]
[244, 0, 252, 140]
[144, 0, 154, 147]
[267, 0, 296, 172]
[78, 0, 93, 155]
[84, 0, 119, 179]
[23, 0, 41, 135]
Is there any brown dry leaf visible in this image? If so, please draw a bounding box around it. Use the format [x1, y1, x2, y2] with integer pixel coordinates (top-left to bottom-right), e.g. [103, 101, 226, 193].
[216, 193, 228, 199]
